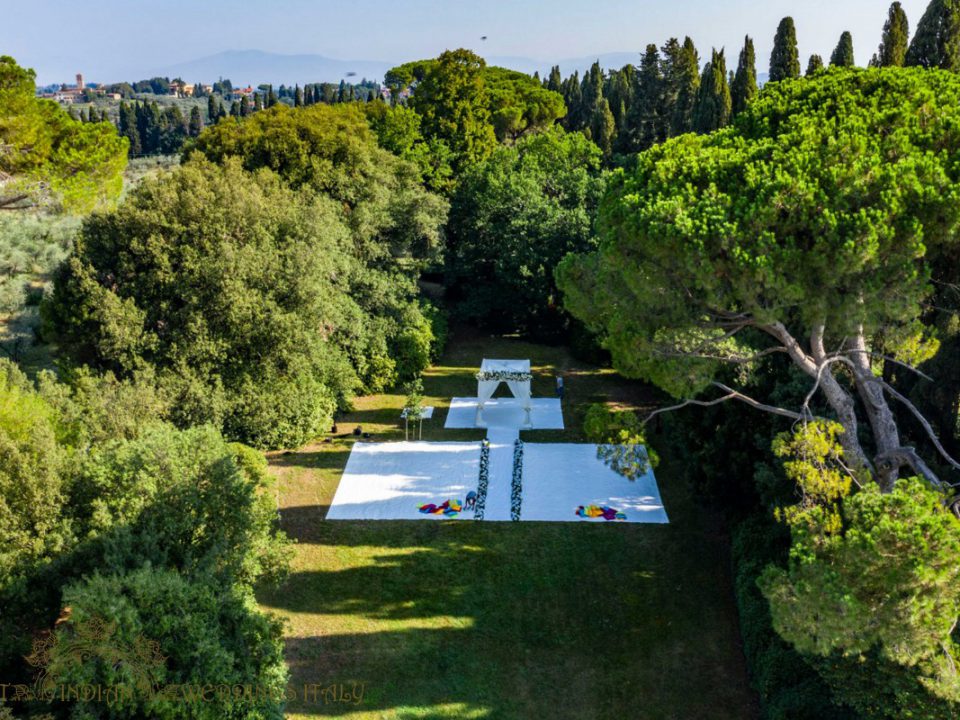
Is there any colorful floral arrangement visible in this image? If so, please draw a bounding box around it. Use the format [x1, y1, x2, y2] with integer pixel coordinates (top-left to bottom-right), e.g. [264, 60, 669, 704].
[418, 499, 463, 516]
[510, 439, 524, 521]
[575, 505, 627, 521]
[475, 370, 533, 383]
[474, 440, 491, 521]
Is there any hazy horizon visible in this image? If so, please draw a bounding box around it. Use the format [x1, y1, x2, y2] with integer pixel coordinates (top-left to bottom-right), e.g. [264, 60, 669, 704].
[2, 0, 933, 85]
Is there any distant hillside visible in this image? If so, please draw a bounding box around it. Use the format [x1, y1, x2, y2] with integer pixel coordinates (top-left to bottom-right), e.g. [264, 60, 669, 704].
[148, 50, 395, 86]
[147, 49, 769, 87]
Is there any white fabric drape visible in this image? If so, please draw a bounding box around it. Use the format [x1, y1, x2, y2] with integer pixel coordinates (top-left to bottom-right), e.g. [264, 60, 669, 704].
[478, 381, 499, 404]
[505, 379, 532, 425]
[476, 359, 534, 426]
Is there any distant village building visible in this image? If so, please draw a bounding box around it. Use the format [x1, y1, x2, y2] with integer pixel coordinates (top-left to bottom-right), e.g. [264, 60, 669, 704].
[40, 72, 88, 104]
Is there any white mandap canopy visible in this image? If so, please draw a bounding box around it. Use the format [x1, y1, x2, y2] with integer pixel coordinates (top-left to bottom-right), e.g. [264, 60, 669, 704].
[476, 359, 533, 426]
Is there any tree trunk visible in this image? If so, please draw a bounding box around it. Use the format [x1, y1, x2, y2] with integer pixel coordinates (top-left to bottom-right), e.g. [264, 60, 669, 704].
[847, 331, 904, 491]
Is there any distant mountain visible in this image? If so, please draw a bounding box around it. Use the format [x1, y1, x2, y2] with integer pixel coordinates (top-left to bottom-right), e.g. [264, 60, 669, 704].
[146, 49, 768, 87]
[147, 50, 395, 86]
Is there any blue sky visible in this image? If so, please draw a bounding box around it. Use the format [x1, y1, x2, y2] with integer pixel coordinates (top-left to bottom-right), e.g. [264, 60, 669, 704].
[2, 0, 933, 84]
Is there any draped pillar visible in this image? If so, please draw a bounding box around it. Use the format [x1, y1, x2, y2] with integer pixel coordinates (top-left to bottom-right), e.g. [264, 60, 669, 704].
[505, 379, 532, 426]
[476, 380, 499, 424]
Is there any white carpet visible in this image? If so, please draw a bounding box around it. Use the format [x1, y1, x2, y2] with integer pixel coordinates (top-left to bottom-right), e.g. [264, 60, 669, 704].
[444, 397, 564, 430]
[520, 444, 669, 523]
[326, 441, 482, 520]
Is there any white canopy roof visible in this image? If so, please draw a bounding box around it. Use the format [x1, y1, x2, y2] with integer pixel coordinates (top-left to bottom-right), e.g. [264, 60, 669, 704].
[480, 359, 531, 373]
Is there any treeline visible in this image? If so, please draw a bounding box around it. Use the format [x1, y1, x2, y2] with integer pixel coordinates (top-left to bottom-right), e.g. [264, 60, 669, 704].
[115, 100, 201, 156]
[540, 1, 957, 159]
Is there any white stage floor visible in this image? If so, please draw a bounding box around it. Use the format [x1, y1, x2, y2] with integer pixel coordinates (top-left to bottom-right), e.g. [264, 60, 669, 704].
[520, 444, 669, 523]
[325, 441, 482, 520]
[444, 397, 564, 430]
[327, 440, 668, 524]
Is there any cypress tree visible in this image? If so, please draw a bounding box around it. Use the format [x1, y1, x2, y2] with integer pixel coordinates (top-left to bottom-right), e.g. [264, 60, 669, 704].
[806, 54, 825, 75]
[591, 97, 616, 157]
[770, 17, 801, 81]
[532, 70, 540, 82]
[188, 106, 203, 136]
[207, 95, 218, 123]
[606, 65, 634, 143]
[660, 39, 683, 133]
[119, 102, 141, 156]
[240, 94, 251, 117]
[337, 80, 346, 103]
[830, 31, 856, 67]
[694, 49, 732, 133]
[230, 100, 240, 117]
[582, 61, 603, 113]
[877, 2, 910, 66]
[547, 65, 562, 92]
[629, 44, 665, 150]
[731, 35, 757, 115]
[146, 102, 163, 153]
[562, 71, 583, 131]
[906, 0, 960, 71]
[671, 37, 700, 135]
[254, 93, 264, 112]
[267, 85, 278, 107]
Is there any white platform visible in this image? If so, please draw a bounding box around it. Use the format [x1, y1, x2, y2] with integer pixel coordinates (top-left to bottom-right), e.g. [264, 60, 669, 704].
[326, 441, 481, 520]
[327, 440, 669, 524]
[444, 397, 564, 430]
[520, 444, 669, 523]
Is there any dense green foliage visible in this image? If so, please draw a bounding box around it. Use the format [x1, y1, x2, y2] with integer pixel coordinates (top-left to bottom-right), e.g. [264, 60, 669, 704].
[0, 56, 127, 212]
[446, 127, 605, 336]
[558, 68, 960, 399]
[397, 50, 499, 177]
[118, 100, 195, 157]
[482, 66, 566, 141]
[558, 38, 707, 157]
[558, 66, 960, 713]
[0, 360, 290, 718]
[762, 477, 960, 716]
[43, 156, 440, 449]
[0, 213, 77, 358]
[732, 518, 855, 720]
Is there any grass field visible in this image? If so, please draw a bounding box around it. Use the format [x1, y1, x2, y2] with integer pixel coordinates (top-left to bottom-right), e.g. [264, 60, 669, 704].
[258, 329, 760, 719]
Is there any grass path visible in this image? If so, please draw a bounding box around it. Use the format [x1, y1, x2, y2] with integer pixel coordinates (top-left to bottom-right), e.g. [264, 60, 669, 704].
[259, 329, 759, 719]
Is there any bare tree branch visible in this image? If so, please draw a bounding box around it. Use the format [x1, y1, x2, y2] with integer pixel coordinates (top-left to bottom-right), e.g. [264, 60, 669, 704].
[642, 381, 813, 425]
[834, 349, 935, 382]
[870, 377, 960, 478]
[759, 322, 819, 377]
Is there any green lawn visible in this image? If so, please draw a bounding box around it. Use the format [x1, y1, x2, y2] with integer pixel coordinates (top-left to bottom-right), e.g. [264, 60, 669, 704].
[258, 329, 759, 719]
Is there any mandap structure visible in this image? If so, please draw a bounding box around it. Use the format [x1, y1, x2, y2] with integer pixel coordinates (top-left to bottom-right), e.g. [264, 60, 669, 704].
[475, 358, 533, 427]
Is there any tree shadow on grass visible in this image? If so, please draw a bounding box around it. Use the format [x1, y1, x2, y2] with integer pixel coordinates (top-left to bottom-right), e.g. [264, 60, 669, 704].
[259, 520, 759, 719]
